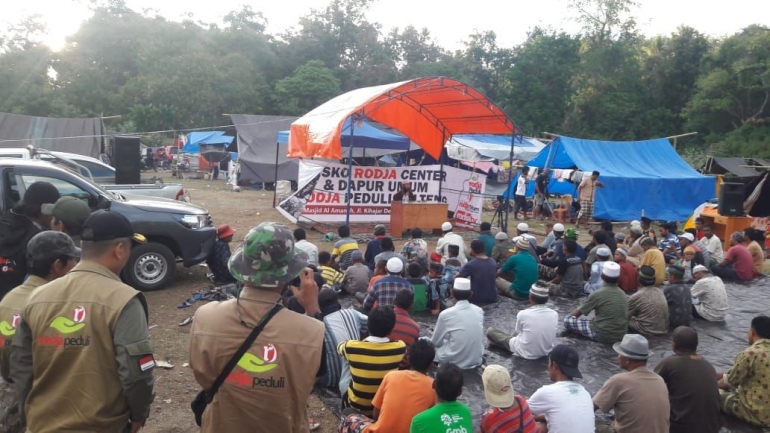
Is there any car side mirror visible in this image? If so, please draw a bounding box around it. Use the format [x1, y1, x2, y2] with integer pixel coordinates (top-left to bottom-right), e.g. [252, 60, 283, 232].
[94, 195, 111, 210]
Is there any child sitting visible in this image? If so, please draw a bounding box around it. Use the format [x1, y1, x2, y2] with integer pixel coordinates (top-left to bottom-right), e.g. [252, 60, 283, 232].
[406, 262, 429, 312]
[427, 262, 452, 315]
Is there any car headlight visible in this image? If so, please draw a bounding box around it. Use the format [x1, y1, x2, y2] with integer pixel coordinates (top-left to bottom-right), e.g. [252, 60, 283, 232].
[179, 214, 207, 229]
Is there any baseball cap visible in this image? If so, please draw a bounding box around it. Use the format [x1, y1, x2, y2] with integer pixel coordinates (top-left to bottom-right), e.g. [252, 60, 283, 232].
[26, 231, 81, 263]
[482, 365, 515, 408]
[441, 222, 452, 232]
[549, 344, 583, 378]
[386, 257, 403, 273]
[23, 182, 60, 207]
[228, 222, 308, 287]
[602, 261, 621, 278]
[42, 197, 91, 232]
[495, 232, 509, 241]
[517, 222, 529, 232]
[81, 210, 146, 244]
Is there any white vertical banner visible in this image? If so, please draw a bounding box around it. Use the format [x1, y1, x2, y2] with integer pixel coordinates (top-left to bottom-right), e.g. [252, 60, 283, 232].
[277, 161, 486, 227]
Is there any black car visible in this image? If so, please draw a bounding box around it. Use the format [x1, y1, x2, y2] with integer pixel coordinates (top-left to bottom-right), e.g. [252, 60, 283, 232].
[0, 159, 216, 291]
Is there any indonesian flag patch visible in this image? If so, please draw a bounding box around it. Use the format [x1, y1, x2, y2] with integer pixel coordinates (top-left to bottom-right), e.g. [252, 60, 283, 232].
[139, 355, 156, 372]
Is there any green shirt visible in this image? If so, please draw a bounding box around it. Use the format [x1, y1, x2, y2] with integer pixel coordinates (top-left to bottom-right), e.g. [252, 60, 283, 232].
[410, 401, 473, 433]
[500, 251, 538, 298]
[477, 232, 496, 256]
[578, 283, 628, 344]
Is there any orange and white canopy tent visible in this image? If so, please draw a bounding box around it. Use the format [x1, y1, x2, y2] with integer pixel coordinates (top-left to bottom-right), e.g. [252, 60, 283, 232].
[288, 77, 520, 160]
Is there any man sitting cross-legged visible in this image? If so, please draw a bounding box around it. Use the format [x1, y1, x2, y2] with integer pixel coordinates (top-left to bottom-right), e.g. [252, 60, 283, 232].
[339, 339, 436, 433]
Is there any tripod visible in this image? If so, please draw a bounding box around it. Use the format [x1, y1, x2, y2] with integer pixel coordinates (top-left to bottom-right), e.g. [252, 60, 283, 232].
[490, 195, 508, 232]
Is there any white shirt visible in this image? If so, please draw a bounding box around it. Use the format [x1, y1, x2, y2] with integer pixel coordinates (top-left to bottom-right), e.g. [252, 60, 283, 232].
[430, 300, 484, 369]
[528, 381, 595, 433]
[295, 239, 319, 266]
[509, 305, 558, 359]
[436, 232, 468, 265]
[691, 275, 728, 321]
[700, 235, 724, 263]
[516, 175, 528, 196]
[584, 261, 606, 294]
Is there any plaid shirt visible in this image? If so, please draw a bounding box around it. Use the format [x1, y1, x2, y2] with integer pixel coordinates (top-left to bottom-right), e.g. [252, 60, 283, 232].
[363, 275, 413, 312]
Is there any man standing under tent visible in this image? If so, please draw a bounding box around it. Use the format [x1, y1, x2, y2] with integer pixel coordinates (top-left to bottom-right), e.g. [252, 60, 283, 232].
[533, 170, 550, 220]
[512, 167, 530, 220]
[577, 171, 603, 228]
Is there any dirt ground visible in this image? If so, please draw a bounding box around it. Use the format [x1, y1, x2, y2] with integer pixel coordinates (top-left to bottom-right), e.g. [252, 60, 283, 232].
[140, 176, 560, 432]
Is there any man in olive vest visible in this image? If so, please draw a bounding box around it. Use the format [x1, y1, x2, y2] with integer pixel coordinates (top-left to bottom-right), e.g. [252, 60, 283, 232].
[11, 210, 155, 433]
[0, 231, 80, 433]
[190, 222, 325, 433]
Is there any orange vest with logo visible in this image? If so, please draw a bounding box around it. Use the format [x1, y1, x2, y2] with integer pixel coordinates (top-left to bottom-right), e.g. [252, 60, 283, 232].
[22, 261, 145, 433]
[0, 275, 47, 382]
[189, 287, 324, 433]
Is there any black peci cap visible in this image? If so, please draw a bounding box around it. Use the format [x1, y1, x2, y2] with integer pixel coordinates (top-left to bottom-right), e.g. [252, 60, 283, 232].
[81, 210, 146, 244]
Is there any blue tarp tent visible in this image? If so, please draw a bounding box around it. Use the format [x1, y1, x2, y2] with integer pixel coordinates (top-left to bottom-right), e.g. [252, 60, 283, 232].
[508, 136, 715, 221]
[183, 131, 234, 154]
[277, 118, 412, 157]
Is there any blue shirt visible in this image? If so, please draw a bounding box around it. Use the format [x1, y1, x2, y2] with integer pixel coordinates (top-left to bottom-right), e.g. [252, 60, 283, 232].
[659, 233, 680, 251]
[430, 300, 484, 369]
[477, 232, 496, 256]
[205, 239, 236, 283]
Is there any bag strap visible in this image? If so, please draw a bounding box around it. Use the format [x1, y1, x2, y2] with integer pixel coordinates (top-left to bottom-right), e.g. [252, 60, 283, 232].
[206, 303, 283, 402]
[514, 396, 523, 433]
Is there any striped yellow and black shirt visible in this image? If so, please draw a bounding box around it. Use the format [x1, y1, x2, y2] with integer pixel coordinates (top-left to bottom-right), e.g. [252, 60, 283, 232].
[338, 338, 406, 416]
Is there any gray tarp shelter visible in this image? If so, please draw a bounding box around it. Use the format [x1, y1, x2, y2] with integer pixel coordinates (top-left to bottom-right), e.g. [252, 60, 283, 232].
[701, 156, 760, 178]
[0, 112, 102, 158]
[227, 114, 298, 183]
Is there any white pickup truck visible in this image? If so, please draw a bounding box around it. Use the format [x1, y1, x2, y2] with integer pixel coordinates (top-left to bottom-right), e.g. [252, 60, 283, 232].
[0, 148, 189, 202]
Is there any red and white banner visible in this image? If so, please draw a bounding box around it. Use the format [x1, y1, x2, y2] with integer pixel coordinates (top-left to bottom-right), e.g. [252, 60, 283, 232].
[277, 161, 486, 227]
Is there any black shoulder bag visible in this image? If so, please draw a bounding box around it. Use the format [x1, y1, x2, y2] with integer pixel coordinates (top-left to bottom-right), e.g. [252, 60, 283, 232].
[190, 303, 283, 426]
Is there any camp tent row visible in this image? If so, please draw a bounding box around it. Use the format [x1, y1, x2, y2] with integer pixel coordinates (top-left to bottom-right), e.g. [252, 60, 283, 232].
[509, 136, 716, 221]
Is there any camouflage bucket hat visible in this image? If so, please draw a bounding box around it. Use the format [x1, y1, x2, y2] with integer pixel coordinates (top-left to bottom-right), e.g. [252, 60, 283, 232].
[228, 222, 308, 287]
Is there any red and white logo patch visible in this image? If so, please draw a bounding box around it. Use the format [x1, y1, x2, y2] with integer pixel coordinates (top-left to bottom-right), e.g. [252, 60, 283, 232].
[73, 306, 87, 323]
[139, 355, 155, 372]
[262, 344, 278, 363]
[11, 313, 20, 329]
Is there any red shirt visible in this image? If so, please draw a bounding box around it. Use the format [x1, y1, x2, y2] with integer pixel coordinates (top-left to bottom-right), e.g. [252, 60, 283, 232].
[725, 244, 755, 281]
[388, 307, 420, 369]
[617, 261, 639, 293]
[481, 395, 538, 433]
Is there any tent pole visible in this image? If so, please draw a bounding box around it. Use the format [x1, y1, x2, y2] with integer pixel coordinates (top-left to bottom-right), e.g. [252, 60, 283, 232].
[272, 141, 279, 208]
[345, 116, 356, 226]
[503, 134, 515, 234]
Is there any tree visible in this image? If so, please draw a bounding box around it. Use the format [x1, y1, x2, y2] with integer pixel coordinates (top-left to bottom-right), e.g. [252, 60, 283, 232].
[500, 28, 581, 136]
[456, 31, 513, 101]
[275, 60, 342, 115]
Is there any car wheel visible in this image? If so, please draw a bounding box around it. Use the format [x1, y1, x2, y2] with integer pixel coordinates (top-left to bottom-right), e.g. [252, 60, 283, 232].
[124, 242, 176, 291]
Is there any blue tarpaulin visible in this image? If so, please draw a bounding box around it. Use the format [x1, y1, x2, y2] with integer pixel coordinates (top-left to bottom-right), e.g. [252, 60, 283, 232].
[183, 131, 234, 153]
[277, 118, 410, 153]
[508, 136, 715, 221]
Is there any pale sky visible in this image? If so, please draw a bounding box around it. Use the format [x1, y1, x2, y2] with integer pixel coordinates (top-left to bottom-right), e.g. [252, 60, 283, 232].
[1, 0, 768, 51]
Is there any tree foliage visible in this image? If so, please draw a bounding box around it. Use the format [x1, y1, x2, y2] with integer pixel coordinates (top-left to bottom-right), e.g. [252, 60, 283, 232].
[0, 0, 767, 157]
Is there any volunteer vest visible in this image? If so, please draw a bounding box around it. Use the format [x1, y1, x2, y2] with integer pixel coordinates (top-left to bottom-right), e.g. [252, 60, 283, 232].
[0, 275, 47, 381]
[189, 288, 324, 433]
[22, 261, 145, 433]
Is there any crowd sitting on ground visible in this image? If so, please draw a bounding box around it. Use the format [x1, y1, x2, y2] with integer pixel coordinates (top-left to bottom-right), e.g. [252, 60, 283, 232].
[0, 181, 768, 433]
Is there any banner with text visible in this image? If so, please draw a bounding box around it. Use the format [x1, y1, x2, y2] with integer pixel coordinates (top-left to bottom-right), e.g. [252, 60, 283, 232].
[277, 161, 486, 227]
